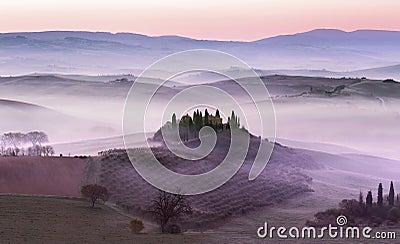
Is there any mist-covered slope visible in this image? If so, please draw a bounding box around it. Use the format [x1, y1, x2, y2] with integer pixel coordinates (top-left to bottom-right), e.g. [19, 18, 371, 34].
[0, 98, 117, 142]
[1, 74, 399, 159]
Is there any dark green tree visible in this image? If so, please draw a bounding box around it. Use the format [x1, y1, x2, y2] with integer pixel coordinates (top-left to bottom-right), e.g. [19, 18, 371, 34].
[388, 181, 395, 206]
[215, 109, 220, 118]
[213, 109, 221, 131]
[366, 190, 373, 207]
[188, 116, 194, 131]
[230, 111, 236, 128]
[194, 109, 202, 131]
[204, 109, 209, 126]
[378, 183, 383, 207]
[172, 113, 177, 129]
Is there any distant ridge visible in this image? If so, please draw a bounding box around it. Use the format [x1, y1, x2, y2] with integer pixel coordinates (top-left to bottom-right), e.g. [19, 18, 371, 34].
[1, 29, 400, 75]
[1, 28, 400, 41]
[2, 28, 400, 42]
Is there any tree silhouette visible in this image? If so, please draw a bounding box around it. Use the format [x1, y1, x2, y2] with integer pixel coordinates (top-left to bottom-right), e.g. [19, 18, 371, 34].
[230, 111, 236, 128]
[366, 191, 373, 207]
[81, 184, 109, 207]
[204, 109, 209, 126]
[378, 183, 383, 207]
[172, 113, 177, 129]
[27, 131, 48, 147]
[43, 145, 55, 156]
[148, 191, 192, 233]
[0, 131, 52, 156]
[388, 181, 395, 206]
[215, 109, 220, 118]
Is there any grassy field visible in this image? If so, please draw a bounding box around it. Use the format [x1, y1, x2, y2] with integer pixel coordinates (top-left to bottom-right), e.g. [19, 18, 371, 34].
[1, 194, 397, 243]
[0, 195, 266, 243]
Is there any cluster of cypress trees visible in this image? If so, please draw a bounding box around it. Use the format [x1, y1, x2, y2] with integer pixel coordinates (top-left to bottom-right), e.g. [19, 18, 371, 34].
[227, 110, 240, 129]
[170, 109, 241, 141]
[364, 181, 396, 207]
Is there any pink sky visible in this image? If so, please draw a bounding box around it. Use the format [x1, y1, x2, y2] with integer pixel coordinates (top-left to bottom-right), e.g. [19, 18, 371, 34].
[1, 0, 400, 41]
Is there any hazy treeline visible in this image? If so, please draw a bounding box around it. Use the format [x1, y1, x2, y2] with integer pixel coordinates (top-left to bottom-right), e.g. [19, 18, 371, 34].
[308, 181, 400, 227]
[0, 131, 55, 156]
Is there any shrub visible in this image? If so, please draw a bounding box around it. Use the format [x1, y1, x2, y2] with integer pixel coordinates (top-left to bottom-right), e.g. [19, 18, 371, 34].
[340, 199, 365, 217]
[130, 218, 144, 233]
[387, 207, 400, 222]
[383, 79, 396, 83]
[165, 224, 182, 234]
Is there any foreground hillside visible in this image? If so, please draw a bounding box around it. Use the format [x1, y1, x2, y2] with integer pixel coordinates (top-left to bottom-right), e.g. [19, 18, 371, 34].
[85, 131, 318, 230]
[0, 142, 399, 242]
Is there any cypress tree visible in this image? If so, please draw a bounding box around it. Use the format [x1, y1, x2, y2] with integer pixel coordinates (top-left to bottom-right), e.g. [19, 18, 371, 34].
[204, 109, 209, 126]
[377, 183, 383, 207]
[188, 117, 194, 132]
[199, 111, 203, 127]
[235, 116, 238, 127]
[214, 109, 221, 131]
[359, 191, 364, 205]
[230, 111, 236, 128]
[366, 191, 373, 207]
[388, 181, 395, 206]
[172, 113, 177, 129]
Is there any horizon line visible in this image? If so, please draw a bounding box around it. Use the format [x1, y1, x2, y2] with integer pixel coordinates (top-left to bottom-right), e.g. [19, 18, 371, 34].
[1, 28, 400, 42]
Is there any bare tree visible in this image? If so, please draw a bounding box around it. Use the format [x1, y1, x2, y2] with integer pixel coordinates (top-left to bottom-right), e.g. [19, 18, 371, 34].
[0, 135, 6, 155]
[81, 184, 109, 207]
[2, 132, 25, 156]
[27, 131, 49, 147]
[0, 131, 51, 156]
[34, 145, 42, 156]
[43, 145, 55, 156]
[148, 191, 192, 233]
